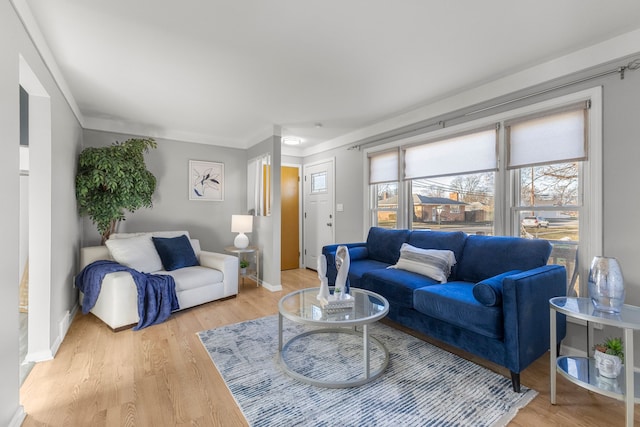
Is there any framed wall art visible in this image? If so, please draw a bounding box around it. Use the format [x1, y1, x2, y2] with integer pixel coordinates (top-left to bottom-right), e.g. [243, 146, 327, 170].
[189, 160, 224, 201]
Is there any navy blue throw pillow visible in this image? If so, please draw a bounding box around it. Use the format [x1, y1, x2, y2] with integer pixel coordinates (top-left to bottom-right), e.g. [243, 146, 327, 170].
[152, 234, 199, 271]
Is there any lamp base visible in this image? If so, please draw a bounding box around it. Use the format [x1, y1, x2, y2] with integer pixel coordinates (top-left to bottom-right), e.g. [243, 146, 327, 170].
[234, 233, 249, 249]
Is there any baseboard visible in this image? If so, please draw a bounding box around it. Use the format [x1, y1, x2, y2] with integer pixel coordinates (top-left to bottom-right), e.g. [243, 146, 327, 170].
[51, 307, 76, 357]
[261, 280, 282, 292]
[26, 305, 78, 363]
[8, 405, 26, 427]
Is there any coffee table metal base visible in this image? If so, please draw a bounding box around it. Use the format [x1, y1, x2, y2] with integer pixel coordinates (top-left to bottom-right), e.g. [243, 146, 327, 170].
[278, 315, 389, 388]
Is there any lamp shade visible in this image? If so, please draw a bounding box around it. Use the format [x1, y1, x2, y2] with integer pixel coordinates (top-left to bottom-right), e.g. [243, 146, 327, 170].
[231, 215, 253, 233]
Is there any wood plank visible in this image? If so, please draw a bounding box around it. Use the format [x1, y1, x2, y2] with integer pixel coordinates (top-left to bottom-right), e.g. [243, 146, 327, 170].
[20, 268, 639, 426]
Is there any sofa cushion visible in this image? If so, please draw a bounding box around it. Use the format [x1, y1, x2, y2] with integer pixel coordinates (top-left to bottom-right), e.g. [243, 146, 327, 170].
[152, 235, 200, 271]
[472, 270, 521, 307]
[408, 230, 467, 280]
[414, 282, 503, 339]
[366, 227, 411, 264]
[349, 246, 369, 261]
[348, 259, 391, 289]
[456, 235, 552, 283]
[388, 243, 456, 283]
[155, 265, 223, 292]
[105, 235, 163, 273]
[111, 231, 201, 256]
[361, 268, 438, 308]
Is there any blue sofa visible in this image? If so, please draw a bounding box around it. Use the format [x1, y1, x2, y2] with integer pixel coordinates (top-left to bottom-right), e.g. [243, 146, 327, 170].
[323, 227, 567, 392]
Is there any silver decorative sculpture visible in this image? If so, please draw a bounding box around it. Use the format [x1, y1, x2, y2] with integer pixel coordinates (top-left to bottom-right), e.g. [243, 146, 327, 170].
[334, 245, 350, 300]
[317, 254, 330, 301]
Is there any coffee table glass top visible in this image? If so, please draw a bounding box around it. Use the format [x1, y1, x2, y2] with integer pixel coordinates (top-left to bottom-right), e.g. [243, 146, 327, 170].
[278, 287, 389, 327]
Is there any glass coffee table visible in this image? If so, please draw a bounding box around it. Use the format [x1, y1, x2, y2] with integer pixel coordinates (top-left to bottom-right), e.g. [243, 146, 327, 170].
[278, 287, 389, 388]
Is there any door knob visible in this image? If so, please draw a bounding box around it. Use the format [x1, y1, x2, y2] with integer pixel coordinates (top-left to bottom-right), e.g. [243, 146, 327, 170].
[326, 222, 333, 227]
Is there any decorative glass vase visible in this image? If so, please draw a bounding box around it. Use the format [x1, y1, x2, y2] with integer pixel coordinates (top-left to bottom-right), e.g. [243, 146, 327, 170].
[588, 256, 625, 313]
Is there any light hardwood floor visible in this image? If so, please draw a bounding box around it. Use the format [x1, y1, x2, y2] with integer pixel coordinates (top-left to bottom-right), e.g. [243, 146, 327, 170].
[21, 268, 638, 426]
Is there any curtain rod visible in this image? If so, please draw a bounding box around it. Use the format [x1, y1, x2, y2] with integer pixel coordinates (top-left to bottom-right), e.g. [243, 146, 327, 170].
[349, 57, 640, 151]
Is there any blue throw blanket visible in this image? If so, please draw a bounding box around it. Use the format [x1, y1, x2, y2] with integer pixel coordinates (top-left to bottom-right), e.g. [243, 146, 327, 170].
[75, 260, 180, 330]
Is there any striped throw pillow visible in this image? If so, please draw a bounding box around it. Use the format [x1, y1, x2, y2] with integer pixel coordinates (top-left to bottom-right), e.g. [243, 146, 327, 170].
[388, 243, 456, 283]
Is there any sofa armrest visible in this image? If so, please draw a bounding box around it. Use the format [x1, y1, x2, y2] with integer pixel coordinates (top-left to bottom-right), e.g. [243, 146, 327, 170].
[322, 242, 367, 285]
[80, 246, 112, 269]
[502, 264, 567, 372]
[199, 251, 239, 296]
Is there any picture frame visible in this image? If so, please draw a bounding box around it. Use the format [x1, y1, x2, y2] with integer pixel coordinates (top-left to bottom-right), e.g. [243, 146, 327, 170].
[189, 160, 224, 201]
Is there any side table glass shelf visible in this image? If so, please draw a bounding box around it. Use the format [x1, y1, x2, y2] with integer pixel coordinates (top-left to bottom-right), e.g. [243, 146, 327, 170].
[550, 297, 640, 427]
[224, 246, 260, 288]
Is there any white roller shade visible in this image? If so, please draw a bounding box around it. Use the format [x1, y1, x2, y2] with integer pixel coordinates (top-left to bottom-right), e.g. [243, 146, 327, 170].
[507, 108, 587, 169]
[369, 149, 399, 184]
[404, 128, 497, 180]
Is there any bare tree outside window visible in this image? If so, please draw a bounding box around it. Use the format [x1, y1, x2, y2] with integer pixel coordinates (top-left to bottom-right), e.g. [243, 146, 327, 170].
[519, 162, 579, 208]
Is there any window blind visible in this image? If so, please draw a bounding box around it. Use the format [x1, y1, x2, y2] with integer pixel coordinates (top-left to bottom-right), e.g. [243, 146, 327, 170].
[369, 148, 399, 184]
[403, 128, 497, 180]
[507, 106, 587, 169]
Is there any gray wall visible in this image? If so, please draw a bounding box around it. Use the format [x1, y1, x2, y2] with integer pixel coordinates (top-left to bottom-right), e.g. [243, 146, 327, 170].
[82, 130, 247, 253]
[1, 2, 83, 424]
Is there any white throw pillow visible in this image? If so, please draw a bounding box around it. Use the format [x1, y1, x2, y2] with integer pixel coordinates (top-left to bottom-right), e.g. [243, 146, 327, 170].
[105, 235, 163, 273]
[388, 243, 456, 283]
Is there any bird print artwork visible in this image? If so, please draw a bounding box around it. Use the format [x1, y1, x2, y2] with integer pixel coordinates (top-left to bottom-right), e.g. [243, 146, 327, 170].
[190, 161, 224, 201]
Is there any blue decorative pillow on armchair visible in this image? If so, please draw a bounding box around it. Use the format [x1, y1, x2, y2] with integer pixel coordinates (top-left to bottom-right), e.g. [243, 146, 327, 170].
[152, 234, 199, 271]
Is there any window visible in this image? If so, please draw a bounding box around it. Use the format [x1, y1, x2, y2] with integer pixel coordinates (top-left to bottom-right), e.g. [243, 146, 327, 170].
[507, 105, 589, 297]
[366, 87, 602, 297]
[369, 149, 400, 229]
[311, 171, 327, 193]
[403, 127, 497, 234]
[410, 173, 495, 234]
[372, 182, 399, 229]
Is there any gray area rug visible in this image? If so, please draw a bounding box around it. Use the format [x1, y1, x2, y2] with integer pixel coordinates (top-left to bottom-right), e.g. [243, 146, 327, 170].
[198, 315, 537, 426]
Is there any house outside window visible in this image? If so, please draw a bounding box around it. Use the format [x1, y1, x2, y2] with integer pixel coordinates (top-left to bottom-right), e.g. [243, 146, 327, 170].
[410, 173, 494, 235]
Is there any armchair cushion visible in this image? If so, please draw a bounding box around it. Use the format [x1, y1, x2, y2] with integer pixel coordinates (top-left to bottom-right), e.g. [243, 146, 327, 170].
[105, 235, 163, 273]
[152, 235, 199, 271]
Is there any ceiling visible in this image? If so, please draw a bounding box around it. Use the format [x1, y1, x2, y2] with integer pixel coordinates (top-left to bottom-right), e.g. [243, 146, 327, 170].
[22, 1, 640, 153]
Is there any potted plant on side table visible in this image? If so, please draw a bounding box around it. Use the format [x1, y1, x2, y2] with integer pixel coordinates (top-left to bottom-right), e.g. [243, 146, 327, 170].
[239, 259, 249, 275]
[593, 337, 624, 378]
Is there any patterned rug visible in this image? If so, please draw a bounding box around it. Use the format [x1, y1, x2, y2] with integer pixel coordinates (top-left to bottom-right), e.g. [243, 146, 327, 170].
[198, 315, 537, 426]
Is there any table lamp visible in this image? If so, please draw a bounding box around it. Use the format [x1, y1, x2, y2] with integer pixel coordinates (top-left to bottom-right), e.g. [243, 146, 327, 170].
[231, 214, 253, 249]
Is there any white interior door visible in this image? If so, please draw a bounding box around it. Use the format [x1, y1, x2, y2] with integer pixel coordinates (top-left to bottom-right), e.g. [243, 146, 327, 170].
[303, 159, 335, 270]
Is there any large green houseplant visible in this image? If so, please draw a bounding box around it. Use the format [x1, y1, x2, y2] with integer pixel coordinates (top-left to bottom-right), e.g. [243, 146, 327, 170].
[76, 138, 157, 243]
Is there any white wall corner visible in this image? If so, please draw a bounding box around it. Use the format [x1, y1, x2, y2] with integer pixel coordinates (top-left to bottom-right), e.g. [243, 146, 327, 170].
[8, 406, 26, 427]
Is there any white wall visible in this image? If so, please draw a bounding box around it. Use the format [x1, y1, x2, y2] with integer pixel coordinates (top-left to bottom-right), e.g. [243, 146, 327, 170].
[1, 2, 83, 425]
